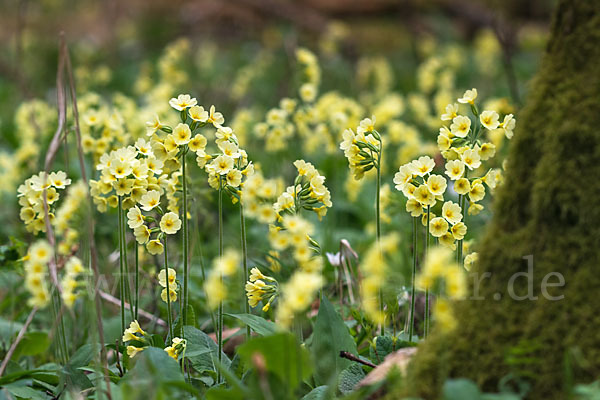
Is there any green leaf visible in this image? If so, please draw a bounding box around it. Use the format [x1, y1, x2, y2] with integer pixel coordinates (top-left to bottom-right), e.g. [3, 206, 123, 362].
[338, 364, 365, 394]
[301, 385, 329, 400]
[311, 296, 358, 385]
[443, 378, 482, 400]
[68, 343, 100, 368]
[120, 347, 191, 399]
[226, 313, 278, 336]
[369, 336, 394, 364]
[183, 325, 230, 374]
[13, 331, 50, 358]
[236, 332, 311, 390]
[60, 364, 93, 391]
[185, 304, 197, 327]
[2, 381, 50, 400]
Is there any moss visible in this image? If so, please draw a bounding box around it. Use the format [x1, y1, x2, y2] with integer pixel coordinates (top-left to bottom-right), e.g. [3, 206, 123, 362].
[400, 1, 600, 398]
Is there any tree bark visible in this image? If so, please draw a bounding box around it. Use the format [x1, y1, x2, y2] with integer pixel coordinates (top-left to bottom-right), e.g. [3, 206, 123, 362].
[403, 0, 600, 398]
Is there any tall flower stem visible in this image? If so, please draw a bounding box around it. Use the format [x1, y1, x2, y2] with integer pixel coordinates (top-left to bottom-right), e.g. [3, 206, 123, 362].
[217, 176, 224, 383]
[182, 147, 189, 330]
[120, 200, 134, 322]
[424, 206, 431, 337]
[240, 203, 251, 339]
[457, 194, 463, 265]
[375, 135, 384, 335]
[134, 244, 139, 320]
[408, 216, 418, 341]
[117, 197, 125, 335]
[164, 235, 174, 340]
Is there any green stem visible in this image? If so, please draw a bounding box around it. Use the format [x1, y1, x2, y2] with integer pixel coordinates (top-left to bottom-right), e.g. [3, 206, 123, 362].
[375, 136, 384, 335]
[457, 194, 463, 265]
[164, 235, 174, 341]
[135, 244, 139, 320]
[121, 201, 134, 322]
[118, 197, 125, 336]
[408, 217, 417, 341]
[217, 176, 224, 383]
[240, 203, 251, 339]
[424, 206, 431, 338]
[182, 147, 189, 331]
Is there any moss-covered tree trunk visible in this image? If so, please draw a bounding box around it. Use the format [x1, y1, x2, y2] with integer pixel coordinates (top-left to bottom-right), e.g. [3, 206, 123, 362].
[404, 1, 600, 398]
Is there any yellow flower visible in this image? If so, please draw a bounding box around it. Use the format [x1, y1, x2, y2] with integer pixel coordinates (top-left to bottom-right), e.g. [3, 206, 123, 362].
[454, 178, 471, 195]
[469, 182, 486, 202]
[464, 252, 479, 271]
[442, 201, 462, 225]
[445, 159, 465, 180]
[411, 156, 435, 177]
[450, 115, 471, 138]
[161, 288, 178, 303]
[169, 94, 197, 111]
[173, 123, 192, 145]
[413, 184, 435, 207]
[406, 198, 423, 217]
[127, 206, 144, 229]
[249, 267, 266, 282]
[393, 164, 414, 191]
[299, 83, 317, 102]
[207, 105, 225, 127]
[189, 105, 208, 122]
[114, 178, 134, 196]
[127, 345, 144, 358]
[147, 239, 164, 255]
[451, 222, 467, 240]
[226, 169, 242, 187]
[439, 232, 456, 250]
[480, 110, 500, 130]
[429, 217, 449, 237]
[160, 212, 182, 235]
[461, 148, 481, 170]
[134, 225, 150, 244]
[500, 114, 516, 139]
[146, 115, 162, 136]
[164, 346, 177, 360]
[139, 190, 161, 211]
[479, 142, 496, 160]
[426, 174, 447, 197]
[457, 88, 477, 104]
[188, 134, 207, 152]
[211, 155, 234, 175]
[434, 299, 457, 331]
[158, 267, 177, 289]
[441, 103, 458, 121]
[29, 240, 53, 263]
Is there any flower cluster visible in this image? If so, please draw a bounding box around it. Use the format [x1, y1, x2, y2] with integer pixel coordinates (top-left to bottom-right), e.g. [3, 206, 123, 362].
[18, 171, 72, 234]
[241, 170, 281, 223]
[158, 267, 178, 303]
[53, 181, 88, 255]
[164, 337, 186, 360]
[416, 246, 466, 331]
[245, 267, 278, 312]
[295, 47, 321, 102]
[90, 143, 174, 214]
[204, 249, 241, 310]
[360, 233, 399, 324]
[61, 257, 86, 308]
[340, 116, 382, 180]
[23, 240, 53, 307]
[273, 160, 332, 221]
[269, 215, 325, 328]
[122, 320, 148, 358]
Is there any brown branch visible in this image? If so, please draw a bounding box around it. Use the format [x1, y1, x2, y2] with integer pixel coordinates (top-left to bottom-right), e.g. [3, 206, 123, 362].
[339, 351, 377, 368]
[0, 307, 38, 376]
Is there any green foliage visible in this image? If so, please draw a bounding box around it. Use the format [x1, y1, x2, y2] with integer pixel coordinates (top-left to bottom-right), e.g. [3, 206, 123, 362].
[236, 332, 312, 390]
[311, 296, 358, 386]
[184, 325, 230, 376]
[226, 313, 278, 336]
